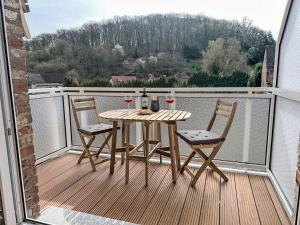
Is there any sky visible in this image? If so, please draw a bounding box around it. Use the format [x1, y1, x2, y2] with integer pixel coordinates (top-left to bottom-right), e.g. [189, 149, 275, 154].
[25, 0, 288, 39]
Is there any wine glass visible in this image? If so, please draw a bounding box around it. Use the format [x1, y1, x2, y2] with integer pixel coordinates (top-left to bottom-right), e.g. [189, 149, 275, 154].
[124, 94, 133, 110]
[165, 94, 175, 111]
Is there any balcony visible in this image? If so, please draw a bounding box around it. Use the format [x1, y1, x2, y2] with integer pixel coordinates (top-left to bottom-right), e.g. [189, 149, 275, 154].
[28, 87, 292, 225]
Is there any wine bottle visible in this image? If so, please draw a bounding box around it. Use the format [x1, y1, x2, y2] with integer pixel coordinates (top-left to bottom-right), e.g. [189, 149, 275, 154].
[150, 96, 159, 112]
[141, 87, 148, 110]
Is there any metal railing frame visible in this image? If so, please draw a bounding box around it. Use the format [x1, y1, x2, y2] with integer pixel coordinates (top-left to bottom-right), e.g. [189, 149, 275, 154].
[29, 86, 274, 171]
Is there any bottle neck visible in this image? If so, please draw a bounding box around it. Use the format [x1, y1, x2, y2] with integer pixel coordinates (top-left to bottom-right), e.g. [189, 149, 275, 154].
[142, 88, 147, 97]
[142, 88, 148, 109]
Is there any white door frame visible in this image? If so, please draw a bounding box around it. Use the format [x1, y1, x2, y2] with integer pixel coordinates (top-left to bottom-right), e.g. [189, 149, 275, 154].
[0, 103, 17, 225]
[0, 24, 17, 224]
[0, 1, 26, 224]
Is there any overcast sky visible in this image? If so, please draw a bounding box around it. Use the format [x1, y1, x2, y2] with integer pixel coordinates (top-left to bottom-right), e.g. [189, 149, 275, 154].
[25, 0, 288, 39]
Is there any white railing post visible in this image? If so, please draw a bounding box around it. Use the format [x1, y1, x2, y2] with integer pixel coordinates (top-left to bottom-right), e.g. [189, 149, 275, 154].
[266, 94, 275, 169]
[63, 93, 72, 149]
[242, 98, 252, 162]
[50, 96, 60, 147]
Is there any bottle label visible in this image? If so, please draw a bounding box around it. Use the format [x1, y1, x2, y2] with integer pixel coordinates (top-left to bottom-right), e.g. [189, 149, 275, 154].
[142, 97, 148, 108]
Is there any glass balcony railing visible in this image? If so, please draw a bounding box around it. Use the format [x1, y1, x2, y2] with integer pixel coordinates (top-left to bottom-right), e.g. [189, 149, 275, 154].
[29, 87, 273, 168]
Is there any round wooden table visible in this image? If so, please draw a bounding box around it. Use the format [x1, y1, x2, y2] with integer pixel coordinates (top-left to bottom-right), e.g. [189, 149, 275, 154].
[99, 109, 191, 185]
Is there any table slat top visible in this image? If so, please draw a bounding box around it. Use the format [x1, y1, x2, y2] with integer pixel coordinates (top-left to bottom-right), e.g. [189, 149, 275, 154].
[99, 109, 191, 122]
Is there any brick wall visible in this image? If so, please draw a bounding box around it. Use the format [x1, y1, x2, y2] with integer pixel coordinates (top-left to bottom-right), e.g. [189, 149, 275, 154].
[3, 0, 40, 218]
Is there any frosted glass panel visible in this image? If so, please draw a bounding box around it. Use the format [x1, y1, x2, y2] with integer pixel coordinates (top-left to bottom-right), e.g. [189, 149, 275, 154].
[30, 97, 66, 159]
[271, 97, 300, 206]
[176, 97, 270, 164]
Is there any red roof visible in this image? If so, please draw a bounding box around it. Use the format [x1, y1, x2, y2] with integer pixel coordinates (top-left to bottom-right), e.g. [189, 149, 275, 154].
[111, 76, 136, 85]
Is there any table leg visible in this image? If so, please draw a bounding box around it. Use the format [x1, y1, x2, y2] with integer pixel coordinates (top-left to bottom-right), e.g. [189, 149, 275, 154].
[110, 121, 118, 174]
[168, 123, 177, 183]
[144, 122, 150, 186]
[121, 121, 125, 165]
[173, 122, 181, 171]
[125, 121, 130, 184]
[157, 122, 162, 163]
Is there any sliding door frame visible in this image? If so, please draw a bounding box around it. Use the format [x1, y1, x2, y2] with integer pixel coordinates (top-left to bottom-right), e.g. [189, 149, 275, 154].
[0, 1, 27, 224]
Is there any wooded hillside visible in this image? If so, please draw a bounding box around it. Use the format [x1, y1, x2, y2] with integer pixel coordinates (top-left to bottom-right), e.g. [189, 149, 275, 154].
[26, 13, 275, 86]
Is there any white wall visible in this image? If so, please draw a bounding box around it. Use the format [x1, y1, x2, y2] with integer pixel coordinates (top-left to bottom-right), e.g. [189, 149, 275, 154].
[271, 0, 300, 209]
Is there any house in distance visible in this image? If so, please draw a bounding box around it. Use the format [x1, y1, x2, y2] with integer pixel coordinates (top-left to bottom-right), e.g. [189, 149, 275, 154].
[28, 73, 71, 88]
[110, 75, 137, 86]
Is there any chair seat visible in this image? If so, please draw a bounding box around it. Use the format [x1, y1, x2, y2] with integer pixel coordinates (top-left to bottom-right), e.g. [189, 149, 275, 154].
[175, 130, 224, 145]
[78, 123, 118, 136]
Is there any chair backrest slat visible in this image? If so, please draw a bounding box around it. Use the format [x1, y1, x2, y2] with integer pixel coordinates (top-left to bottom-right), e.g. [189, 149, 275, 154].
[73, 98, 95, 103]
[218, 100, 233, 106]
[216, 110, 230, 117]
[207, 99, 237, 139]
[217, 104, 232, 112]
[75, 106, 97, 112]
[73, 99, 96, 110]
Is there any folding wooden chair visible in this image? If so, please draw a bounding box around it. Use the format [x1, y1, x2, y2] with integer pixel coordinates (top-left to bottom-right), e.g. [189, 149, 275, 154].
[176, 99, 237, 186]
[71, 97, 116, 171]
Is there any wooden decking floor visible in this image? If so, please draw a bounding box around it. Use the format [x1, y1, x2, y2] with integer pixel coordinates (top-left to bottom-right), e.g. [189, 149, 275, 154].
[37, 153, 291, 225]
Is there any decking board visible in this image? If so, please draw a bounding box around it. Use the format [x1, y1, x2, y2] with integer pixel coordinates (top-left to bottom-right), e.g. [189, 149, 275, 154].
[121, 166, 170, 223]
[37, 154, 291, 225]
[178, 169, 206, 225]
[220, 172, 240, 225]
[37, 154, 77, 186]
[39, 159, 96, 209]
[139, 168, 176, 225]
[198, 171, 220, 225]
[71, 161, 139, 213]
[157, 171, 191, 225]
[91, 163, 157, 217]
[264, 177, 291, 225]
[104, 164, 166, 220]
[44, 158, 115, 209]
[37, 154, 74, 174]
[235, 173, 261, 225]
[249, 175, 281, 225]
